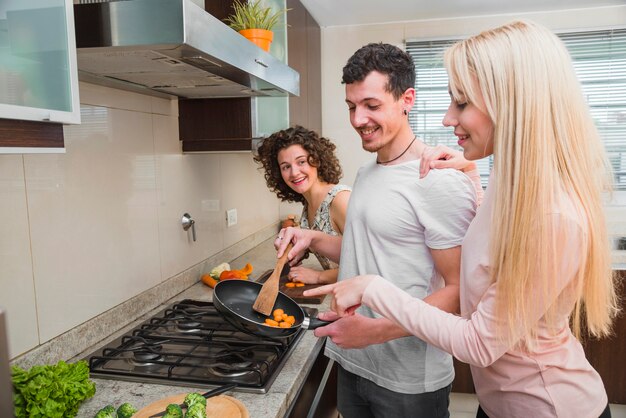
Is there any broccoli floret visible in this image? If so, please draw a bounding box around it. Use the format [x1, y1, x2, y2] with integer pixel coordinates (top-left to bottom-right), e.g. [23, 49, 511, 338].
[116, 402, 137, 418]
[184, 402, 207, 418]
[162, 403, 184, 418]
[183, 392, 207, 409]
[94, 405, 117, 418]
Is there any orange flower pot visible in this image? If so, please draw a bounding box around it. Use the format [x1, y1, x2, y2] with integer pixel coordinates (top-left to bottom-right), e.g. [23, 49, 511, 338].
[239, 29, 274, 52]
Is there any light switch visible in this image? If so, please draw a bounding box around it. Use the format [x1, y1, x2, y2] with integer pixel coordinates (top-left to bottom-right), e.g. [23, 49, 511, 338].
[226, 209, 237, 227]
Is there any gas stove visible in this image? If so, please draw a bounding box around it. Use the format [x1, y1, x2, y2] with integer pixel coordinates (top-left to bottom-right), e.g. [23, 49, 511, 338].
[85, 299, 314, 393]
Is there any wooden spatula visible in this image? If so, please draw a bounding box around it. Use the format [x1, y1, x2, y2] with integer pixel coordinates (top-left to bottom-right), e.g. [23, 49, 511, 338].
[253, 242, 293, 316]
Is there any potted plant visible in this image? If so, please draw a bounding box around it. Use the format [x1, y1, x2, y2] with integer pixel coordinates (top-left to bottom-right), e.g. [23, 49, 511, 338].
[224, 0, 287, 52]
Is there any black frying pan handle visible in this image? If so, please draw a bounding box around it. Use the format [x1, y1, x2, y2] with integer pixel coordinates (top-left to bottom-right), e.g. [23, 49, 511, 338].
[303, 316, 334, 330]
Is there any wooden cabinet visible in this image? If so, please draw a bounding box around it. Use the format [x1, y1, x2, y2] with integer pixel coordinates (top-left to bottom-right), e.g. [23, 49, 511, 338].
[287, 343, 338, 418]
[451, 270, 626, 405]
[0, 119, 64, 151]
[287, 0, 321, 133]
[584, 269, 626, 404]
[179, 98, 254, 152]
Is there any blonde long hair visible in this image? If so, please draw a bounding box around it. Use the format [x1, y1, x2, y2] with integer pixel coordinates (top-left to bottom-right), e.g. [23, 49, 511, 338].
[444, 20, 618, 342]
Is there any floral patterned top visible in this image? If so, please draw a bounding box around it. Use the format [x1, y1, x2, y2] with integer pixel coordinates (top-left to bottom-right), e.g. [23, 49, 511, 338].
[300, 184, 351, 270]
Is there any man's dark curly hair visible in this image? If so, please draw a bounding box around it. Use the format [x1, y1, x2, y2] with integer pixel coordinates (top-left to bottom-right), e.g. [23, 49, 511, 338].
[254, 126, 343, 204]
[342, 42, 415, 100]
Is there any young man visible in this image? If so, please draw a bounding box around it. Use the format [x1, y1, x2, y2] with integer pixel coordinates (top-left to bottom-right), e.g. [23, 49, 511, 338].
[277, 43, 480, 418]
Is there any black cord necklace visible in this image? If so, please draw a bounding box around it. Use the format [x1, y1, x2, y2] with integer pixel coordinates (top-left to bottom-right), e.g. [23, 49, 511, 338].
[376, 135, 417, 165]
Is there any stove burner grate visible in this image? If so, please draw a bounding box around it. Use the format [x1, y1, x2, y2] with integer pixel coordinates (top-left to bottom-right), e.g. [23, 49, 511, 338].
[84, 299, 314, 393]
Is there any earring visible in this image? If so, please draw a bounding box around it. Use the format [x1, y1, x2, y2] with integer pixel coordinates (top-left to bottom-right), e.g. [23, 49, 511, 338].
[403, 109, 408, 115]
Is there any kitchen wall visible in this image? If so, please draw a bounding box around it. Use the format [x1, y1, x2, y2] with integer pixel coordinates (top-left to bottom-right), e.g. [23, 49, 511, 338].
[0, 82, 282, 358]
[317, 4, 626, 252]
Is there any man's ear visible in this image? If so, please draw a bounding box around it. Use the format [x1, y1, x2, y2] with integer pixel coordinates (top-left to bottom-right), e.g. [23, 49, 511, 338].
[402, 87, 416, 110]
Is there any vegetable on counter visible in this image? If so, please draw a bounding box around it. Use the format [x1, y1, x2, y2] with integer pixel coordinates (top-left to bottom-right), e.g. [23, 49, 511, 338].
[94, 405, 117, 418]
[219, 263, 253, 281]
[163, 403, 184, 418]
[11, 359, 96, 418]
[94, 401, 138, 417]
[184, 392, 207, 409]
[185, 402, 207, 418]
[201, 263, 253, 288]
[209, 262, 230, 280]
[117, 402, 138, 418]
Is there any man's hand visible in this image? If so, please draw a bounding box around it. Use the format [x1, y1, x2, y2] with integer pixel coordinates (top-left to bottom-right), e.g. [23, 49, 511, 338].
[312, 311, 410, 348]
[275, 227, 313, 266]
[276, 227, 342, 265]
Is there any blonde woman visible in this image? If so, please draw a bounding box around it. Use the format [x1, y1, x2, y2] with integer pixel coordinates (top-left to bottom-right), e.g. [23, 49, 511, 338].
[300, 21, 618, 417]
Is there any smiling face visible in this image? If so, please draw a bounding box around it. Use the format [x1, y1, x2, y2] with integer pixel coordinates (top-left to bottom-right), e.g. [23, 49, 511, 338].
[277, 144, 319, 195]
[345, 71, 413, 155]
[442, 80, 494, 161]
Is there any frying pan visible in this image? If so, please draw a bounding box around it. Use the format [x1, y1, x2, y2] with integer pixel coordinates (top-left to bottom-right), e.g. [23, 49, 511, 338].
[213, 280, 331, 338]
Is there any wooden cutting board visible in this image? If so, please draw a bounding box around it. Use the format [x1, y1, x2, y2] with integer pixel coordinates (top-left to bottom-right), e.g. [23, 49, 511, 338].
[257, 269, 326, 304]
[134, 393, 249, 418]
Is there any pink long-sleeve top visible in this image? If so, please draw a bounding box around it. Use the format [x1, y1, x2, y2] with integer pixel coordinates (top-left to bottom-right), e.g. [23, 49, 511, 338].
[362, 174, 608, 418]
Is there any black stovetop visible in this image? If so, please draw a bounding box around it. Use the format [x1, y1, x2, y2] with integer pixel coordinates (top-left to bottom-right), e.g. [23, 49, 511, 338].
[85, 299, 314, 393]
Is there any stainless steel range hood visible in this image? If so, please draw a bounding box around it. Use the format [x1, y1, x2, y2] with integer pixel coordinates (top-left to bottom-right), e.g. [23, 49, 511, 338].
[73, 0, 299, 99]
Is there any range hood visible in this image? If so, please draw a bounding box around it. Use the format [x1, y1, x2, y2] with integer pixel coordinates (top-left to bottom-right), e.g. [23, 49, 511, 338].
[73, 0, 299, 99]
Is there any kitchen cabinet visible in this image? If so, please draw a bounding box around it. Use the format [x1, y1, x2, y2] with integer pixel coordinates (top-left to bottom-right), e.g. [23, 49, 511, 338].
[179, 98, 256, 152]
[0, 0, 80, 152]
[287, 0, 321, 133]
[287, 342, 338, 418]
[583, 269, 626, 404]
[450, 270, 626, 404]
[0, 119, 64, 151]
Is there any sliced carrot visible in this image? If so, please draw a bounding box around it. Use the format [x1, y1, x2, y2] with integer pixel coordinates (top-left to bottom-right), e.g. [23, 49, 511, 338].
[279, 321, 291, 328]
[273, 309, 284, 317]
[295, 282, 305, 287]
[285, 282, 296, 288]
[264, 318, 279, 327]
[286, 315, 296, 324]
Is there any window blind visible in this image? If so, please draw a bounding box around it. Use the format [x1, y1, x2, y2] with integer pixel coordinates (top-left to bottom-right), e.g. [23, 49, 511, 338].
[406, 29, 626, 190]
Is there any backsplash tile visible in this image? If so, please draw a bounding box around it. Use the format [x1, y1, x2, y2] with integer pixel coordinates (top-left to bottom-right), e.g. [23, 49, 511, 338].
[25, 105, 162, 343]
[1, 83, 284, 360]
[0, 155, 39, 357]
[152, 113, 225, 280]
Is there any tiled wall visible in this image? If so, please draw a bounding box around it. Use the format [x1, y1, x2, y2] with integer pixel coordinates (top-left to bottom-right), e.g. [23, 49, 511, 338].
[0, 82, 282, 358]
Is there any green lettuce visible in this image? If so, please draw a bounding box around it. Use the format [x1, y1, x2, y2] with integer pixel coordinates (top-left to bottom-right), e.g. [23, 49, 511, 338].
[12, 360, 96, 418]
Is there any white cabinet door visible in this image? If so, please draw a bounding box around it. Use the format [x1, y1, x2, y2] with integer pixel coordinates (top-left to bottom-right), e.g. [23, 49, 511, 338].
[0, 0, 80, 124]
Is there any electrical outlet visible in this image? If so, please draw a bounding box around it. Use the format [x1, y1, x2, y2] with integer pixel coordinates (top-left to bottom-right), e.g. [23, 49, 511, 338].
[226, 208, 237, 227]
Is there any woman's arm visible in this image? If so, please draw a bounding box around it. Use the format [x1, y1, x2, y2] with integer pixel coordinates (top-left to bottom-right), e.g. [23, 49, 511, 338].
[288, 266, 338, 284]
[306, 214, 583, 367]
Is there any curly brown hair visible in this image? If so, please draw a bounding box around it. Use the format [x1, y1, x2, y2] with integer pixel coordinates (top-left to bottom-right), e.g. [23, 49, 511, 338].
[254, 126, 343, 203]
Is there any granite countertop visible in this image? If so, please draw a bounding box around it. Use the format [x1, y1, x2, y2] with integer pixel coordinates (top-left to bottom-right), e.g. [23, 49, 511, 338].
[75, 238, 329, 418]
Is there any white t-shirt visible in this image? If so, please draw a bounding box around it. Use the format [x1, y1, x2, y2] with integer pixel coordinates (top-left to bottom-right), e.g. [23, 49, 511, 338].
[326, 159, 478, 394]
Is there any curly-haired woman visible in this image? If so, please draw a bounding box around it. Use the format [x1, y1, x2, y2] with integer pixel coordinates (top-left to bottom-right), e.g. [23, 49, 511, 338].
[254, 125, 351, 285]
